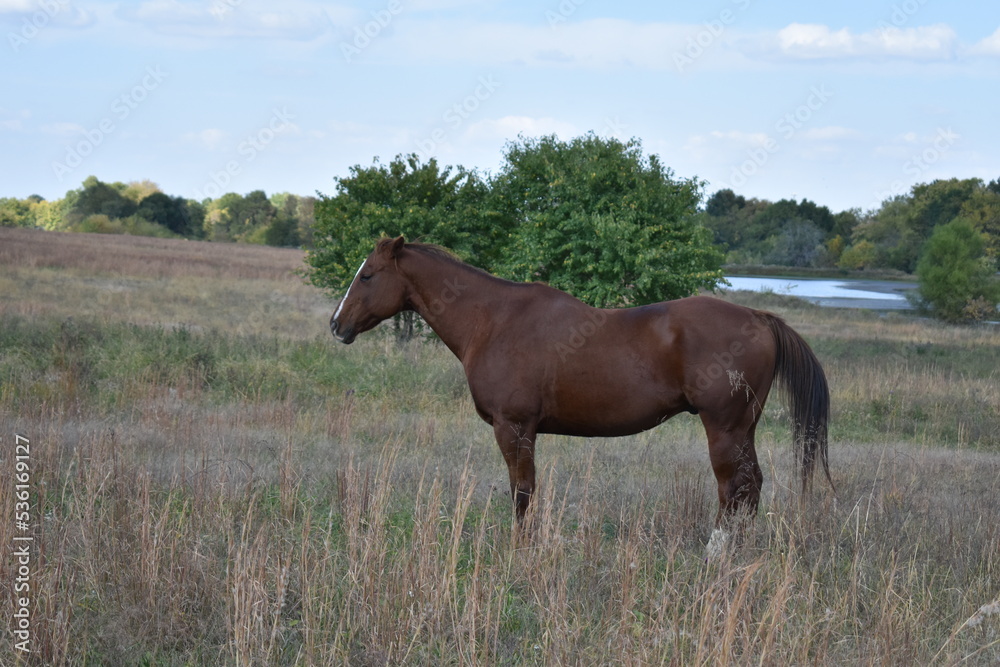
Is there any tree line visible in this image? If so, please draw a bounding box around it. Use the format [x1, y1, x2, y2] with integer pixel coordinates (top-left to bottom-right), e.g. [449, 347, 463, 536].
[0, 175, 315, 247]
[701, 177, 1000, 274]
[2, 134, 997, 323]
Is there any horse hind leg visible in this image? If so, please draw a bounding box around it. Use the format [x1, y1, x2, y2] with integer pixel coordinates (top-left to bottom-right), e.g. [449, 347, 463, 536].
[702, 420, 763, 559]
[702, 416, 764, 530]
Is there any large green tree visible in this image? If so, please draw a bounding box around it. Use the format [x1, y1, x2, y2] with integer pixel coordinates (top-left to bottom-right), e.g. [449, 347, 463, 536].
[68, 176, 137, 224]
[489, 134, 722, 306]
[910, 178, 981, 238]
[204, 191, 277, 242]
[701, 190, 835, 266]
[0, 197, 31, 227]
[916, 218, 999, 322]
[700, 189, 768, 255]
[765, 220, 825, 267]
[136, 192, 202, 236]
[849, 195, 924, 272]
[306, 154, 490, 339]
[958, 182, 1000, 259]
[307, 154, 490, 293]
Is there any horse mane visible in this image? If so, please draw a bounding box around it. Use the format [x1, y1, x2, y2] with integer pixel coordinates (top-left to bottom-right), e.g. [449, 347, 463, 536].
[405, 241, 463, 263]
[402, 240, 511, 284]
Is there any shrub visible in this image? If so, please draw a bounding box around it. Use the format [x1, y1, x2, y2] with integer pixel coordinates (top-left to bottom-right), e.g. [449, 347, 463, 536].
[915, 218, 999, 322]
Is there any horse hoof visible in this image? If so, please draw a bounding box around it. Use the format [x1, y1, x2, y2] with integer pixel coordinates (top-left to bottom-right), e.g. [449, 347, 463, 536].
[705, 527, 730, 560]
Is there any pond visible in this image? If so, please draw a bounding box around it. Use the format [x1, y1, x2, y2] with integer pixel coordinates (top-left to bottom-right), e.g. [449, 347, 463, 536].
[722, 276, 917, 310]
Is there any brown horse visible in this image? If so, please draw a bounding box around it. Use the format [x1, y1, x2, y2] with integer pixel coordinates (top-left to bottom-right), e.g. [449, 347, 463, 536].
[330, 236, 831, 537]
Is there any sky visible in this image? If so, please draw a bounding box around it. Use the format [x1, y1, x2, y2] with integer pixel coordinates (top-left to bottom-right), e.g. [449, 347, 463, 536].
[1, 0, 998, 212]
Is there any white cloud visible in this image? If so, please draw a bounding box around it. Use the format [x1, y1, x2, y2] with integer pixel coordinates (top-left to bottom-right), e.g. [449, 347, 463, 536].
[40, 122, 86, 136]
[0, 0, 33, 11]
[713, 130, 772, 146]
[183, 128, 226, 150]
[799, 126, 861, 141]
[28, 5, 977, 70]
[116, 0, 333, 41]
[323, 119, 411, 152]
[682, 130, 776, 163]
[684, 126, 862, 167]
[768, 22, 958, 60]
[405, 0, 489, 11]
[970, 26, 1000, 55]
[0, 0, 93, 28]
[873, 128, 960, 159]
[777, 23, 852, 55]
[388, 18, 699, 70]
[348, 16, 977, 70]
[0, 107, 29, 131]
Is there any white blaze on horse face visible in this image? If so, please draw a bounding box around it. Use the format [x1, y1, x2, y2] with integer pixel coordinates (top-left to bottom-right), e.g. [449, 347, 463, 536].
[333, 260, 366, 323]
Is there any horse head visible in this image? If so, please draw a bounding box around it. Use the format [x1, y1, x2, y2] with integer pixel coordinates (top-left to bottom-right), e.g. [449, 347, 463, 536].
[330, 236, 408, 344]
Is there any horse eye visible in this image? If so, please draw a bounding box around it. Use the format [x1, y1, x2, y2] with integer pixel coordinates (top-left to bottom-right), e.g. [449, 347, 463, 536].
[359, 273, 372, 283]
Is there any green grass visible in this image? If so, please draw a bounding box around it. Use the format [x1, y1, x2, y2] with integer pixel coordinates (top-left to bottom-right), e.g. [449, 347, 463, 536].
[5, 309, 996, 451]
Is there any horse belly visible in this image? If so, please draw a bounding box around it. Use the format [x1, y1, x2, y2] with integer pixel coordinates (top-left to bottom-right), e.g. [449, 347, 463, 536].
[538, 402, 685, 437]
[540, 370, 686, 437]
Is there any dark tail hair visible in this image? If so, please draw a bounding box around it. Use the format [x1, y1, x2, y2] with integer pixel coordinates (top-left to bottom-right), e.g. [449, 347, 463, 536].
[762, 313, 833, 493]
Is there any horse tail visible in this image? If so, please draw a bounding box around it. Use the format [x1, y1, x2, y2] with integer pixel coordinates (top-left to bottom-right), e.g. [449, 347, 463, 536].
[761, 313, 833, 493]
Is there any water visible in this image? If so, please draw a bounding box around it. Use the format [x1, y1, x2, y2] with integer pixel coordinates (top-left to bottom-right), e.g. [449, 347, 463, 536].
[722, 276, 917, 310]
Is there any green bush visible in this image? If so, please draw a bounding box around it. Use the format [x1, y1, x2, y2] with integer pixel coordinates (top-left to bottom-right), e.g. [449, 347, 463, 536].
[838, 240, 877, 270]
[915, 218, 999, 322]
[70, 214, 177, 238]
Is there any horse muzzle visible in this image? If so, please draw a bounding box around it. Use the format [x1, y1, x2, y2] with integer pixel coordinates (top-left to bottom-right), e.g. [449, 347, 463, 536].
[329, 319, 357, 345]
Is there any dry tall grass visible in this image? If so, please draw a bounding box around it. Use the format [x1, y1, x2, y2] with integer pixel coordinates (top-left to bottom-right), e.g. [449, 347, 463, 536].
[0, 227, 303, 280]
[0, 227, 327, 336]
[1, 231, 998, 664]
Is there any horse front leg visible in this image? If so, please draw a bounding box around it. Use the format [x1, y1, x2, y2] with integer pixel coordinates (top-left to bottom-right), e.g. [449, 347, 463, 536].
[493, 420, 537, 521]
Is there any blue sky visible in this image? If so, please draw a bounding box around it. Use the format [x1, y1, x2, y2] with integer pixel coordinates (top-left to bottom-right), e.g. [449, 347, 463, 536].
[2, 0, 998, 212]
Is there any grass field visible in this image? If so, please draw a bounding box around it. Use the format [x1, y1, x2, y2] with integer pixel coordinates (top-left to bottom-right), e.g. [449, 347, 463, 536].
[1, 227, 999, 665]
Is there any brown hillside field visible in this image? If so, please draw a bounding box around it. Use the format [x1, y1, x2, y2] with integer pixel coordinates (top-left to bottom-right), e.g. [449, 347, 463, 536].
[1, 227, 998, 665]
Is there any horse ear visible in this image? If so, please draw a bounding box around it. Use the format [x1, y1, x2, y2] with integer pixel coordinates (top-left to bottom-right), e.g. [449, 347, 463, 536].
[388, 235, 405, 258]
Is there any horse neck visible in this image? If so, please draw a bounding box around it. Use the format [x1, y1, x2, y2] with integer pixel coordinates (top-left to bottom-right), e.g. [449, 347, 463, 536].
[400, 249, 495, 360]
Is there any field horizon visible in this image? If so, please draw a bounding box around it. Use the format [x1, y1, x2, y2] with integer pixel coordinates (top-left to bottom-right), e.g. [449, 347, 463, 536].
[1, 227, 998, 665]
